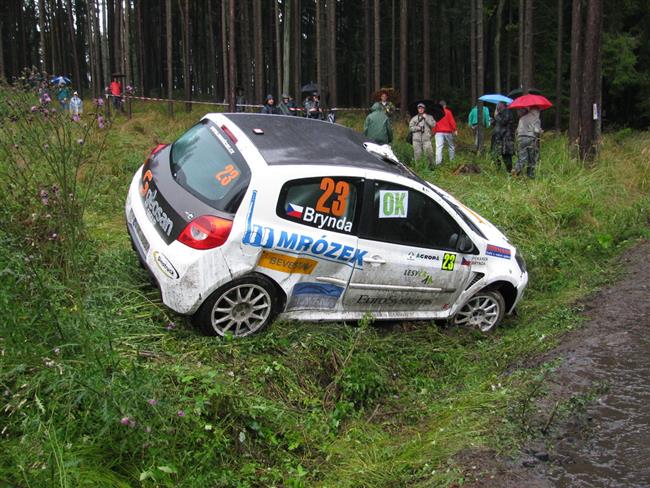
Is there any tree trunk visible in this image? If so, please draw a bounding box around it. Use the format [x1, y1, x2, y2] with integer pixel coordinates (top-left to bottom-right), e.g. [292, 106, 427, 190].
[423, 0, 430, 98]
[470, 0, 477, 102]
[222, 0, 229, 103]
[399, 0, 407, 114]
[228, 0, 236, 111]
[373, 0, 380, 91]
[124, 0, 131, 88]
[578, 0, 602, 161]
[0, 19, 5, 81]
[292, 0, 301, 103]
[94, 0, 104, 93]
[179, 0, 191, 111]
[327, 0, 337, 107]
[477, 0, 485, 150]
[274, 0, 282, 96]
[282, 0, 291, 97]
[166, 0, 173, 116]
[518, 0, 523, 87]
[316, 0, 323, 99]
[253, 0, 263, 103]
[568, 0, 582, 146]
[64, 0, 81, 95]
[522, 0, 534, 91]
[391, 0, 395, 89]
[207, 0, 216, 100]
[555, 0, 563, 131]
[136, 0, 145, 95]
[494, 0, 505, 93]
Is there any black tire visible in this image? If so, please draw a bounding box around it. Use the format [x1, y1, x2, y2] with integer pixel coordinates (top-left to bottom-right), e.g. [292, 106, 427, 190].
[451, 289, 506, 333]
[193, 275, 279, 337]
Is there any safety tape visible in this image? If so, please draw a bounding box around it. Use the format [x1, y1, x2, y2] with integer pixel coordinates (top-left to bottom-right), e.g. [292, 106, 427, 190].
[105, 93, 378, 112]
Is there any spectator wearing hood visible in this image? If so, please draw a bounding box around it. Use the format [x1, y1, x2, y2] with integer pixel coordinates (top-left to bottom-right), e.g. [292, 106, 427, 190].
[304, 92, 324, 119]
[364, 102, 393, 145]
[278, 93, 298, 116]
[260, 94, 282, 115]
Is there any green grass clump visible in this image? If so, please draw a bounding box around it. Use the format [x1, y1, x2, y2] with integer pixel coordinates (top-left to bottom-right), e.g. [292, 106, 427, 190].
[1, 91, 649, 487]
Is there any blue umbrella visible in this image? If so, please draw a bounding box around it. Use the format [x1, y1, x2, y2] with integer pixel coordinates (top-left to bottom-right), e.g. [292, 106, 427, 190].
[479, 93, 513, 105]
[51, 76, 72, 85]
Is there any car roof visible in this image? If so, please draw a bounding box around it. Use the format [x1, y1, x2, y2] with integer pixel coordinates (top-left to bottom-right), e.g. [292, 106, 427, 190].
[221, 113, 411, 178]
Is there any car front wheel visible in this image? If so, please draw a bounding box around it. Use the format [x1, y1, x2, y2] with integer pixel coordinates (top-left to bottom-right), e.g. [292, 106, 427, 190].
[194, 276, 278, 337]
[452, 289, 505, 333]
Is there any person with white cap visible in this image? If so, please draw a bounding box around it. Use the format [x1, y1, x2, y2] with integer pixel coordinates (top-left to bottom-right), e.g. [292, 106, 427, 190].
[408, 102, 436, 166]
[69, 91, 83, 116]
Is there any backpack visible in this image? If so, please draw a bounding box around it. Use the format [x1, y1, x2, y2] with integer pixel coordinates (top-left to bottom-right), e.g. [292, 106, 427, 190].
[406, 131, 413, 144]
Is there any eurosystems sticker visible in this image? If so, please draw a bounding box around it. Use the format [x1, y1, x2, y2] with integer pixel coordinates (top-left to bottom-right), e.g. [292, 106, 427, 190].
[486, 244, 512, 260]
[153, 251, 180, 279]
[244, 191, 367, 268]
[287, 282, 344, 310]
[379, 190, 408, 218]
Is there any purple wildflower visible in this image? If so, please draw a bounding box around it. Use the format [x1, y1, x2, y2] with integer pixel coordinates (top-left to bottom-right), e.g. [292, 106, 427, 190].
[30, 106, 37, 113]
[97, 115, 105, 129]
[120, 416, 137, 428]
[147, 399, 157, 406]
[166, 321, 176, 330]
[177, 410, 186, 418]
[72, 114, 80, 122]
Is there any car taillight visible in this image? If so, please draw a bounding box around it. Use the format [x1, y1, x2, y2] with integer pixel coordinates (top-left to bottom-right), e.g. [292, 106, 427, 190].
[177, 215, 233, 250]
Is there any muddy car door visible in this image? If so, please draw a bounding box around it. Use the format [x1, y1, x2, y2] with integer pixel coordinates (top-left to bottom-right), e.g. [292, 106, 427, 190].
[343, 179, 473, 314]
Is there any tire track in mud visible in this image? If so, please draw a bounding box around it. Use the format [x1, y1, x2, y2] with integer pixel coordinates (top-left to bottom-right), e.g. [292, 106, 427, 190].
[459, 239, 650, 488]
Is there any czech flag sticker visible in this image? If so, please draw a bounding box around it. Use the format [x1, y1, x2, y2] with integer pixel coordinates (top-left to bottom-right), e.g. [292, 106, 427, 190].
[286, 203, 304, 218]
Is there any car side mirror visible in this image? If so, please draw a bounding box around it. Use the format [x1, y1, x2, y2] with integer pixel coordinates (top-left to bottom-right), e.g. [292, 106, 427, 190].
[448, 233, 459, 249]
[457, 234, 475, 254]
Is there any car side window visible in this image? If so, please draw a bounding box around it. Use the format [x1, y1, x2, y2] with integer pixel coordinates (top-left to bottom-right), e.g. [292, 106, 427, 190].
[276, 177, 362, 234]
[361, 180, 461, 250]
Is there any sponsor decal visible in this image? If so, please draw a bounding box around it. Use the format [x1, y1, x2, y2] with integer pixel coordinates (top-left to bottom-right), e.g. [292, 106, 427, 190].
[302, 206, 353, 232]
[356, 294, 434, 306]
[258, 251, 317, 275]
[288, 282, 344, 310]
[407, 251, 440, 262]
[461, 257, 471, 266]
[442, 253, 456, 271]
[209, 126, 235, 154]
[143, 188, 173, 237]
[286, 203, 304, 218]
[244, 191, 367, 268]
[486, 244, 511, 260]
[140, 169, 153, 197]
[403, 268, 434, 285]
[153, 251, 179, 279]
[470, 256, 488, 266]
[379, 190, 408, 218]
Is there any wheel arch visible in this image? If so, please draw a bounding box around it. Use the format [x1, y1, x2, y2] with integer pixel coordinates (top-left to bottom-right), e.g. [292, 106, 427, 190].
[484, 280, 518, 314]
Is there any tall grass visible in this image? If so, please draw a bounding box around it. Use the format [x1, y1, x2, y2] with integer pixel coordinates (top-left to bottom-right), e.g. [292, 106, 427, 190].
[1, 92, 649, 487]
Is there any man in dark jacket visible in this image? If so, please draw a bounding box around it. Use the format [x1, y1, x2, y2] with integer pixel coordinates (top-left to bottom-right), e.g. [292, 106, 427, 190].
[260, 94, 281, 115]
[364, 102, 393, 144]
[491, 101, 516, 172]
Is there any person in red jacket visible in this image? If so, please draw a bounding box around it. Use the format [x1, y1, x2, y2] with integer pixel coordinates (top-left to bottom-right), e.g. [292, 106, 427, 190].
[110, 77, 122, 111]
[433, 100, 457, 165]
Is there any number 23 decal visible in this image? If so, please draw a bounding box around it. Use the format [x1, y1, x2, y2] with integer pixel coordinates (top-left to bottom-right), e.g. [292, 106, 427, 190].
[442, 253, 456, 271]
[215, 164, 239, 186]
[316, 177, 350, 217]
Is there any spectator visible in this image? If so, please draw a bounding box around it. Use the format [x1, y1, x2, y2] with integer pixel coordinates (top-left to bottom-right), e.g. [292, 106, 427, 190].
[513, 107, 542, 178]
[260, 94, 282, 115]
[304, 92, 324, 120]
[57, 83, 71, 111]
[235, 87, 247, 112]
[468, 104, 491, 147]
[69, 91, 83, 116]
[409, 102, 436, 166]
[110, 76, 122, 111]
[378, 90, 396, 119]
[278, 93, 298, 116]
[491, 101, 516, 172]
[364, 102, 393, 145]
[433, 100, 457, 165]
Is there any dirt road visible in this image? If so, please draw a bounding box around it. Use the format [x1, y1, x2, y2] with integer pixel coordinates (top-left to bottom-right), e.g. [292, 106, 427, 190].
[460, 239, 650, 487]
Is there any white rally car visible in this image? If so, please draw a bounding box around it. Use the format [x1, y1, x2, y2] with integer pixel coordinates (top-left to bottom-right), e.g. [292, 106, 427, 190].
[125, 114, 527, 337]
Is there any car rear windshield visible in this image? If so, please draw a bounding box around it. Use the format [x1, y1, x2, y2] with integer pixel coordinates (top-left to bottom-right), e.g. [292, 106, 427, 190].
[170, 120, 250, 213]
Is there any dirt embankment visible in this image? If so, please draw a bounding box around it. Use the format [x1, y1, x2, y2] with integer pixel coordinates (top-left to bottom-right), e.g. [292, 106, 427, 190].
[459, 239, 650, 488]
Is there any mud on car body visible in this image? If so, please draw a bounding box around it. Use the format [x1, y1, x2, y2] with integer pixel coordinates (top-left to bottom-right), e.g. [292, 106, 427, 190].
[125, 113, 528, 337]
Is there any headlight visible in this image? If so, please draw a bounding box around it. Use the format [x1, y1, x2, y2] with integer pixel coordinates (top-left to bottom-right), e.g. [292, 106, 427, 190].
[515, 250, 527, 273]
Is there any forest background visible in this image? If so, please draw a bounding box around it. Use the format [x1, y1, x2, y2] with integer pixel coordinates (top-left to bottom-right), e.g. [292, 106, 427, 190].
[1, 0, 648, 132]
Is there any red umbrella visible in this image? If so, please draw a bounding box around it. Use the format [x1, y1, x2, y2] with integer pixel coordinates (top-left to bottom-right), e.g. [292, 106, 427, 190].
[508, 94, 553, 110]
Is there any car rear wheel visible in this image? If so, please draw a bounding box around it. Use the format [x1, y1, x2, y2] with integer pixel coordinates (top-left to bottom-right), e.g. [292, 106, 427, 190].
[194, 276, 278, 337]
[452, 289, 505, 333]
